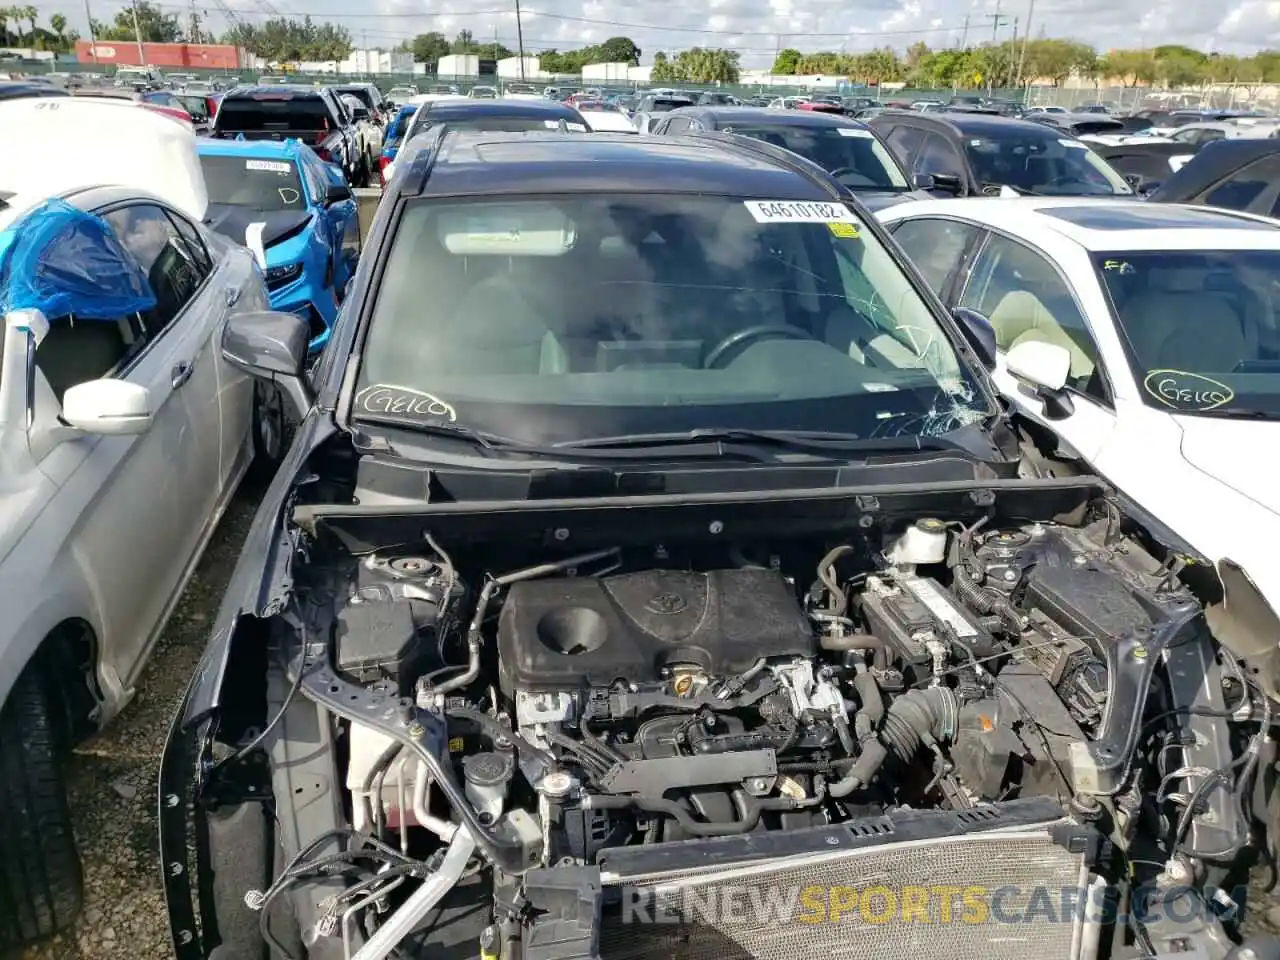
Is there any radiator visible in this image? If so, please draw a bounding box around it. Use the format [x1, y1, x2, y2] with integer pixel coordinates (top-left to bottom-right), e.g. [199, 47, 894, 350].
[596, 798, 1094, 960]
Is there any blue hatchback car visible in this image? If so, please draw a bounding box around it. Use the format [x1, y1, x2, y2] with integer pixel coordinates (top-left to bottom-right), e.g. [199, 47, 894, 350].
[196, 138, 359, 353]
[378, 102, 419, 183]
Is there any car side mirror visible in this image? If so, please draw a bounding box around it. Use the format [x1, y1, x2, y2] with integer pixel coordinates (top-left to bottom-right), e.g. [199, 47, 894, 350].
[950, 307, 997, 369]
[221, 310, 314, 419]
[61, 378, 153, 435]
[1123, 173, 1146, 191]
[911, 172, 936, 191]
[930, 172, 964, 196]
[325, 183, 352, 205]
[1006, 339, 1075, 419]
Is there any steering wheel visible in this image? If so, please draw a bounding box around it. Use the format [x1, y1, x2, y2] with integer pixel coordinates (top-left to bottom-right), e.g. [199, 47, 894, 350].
[828, 166, 877, 187]
[704, 323, 813, 368]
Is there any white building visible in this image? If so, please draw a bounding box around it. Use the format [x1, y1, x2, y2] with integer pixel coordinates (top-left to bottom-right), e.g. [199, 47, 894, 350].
[437, 54, 480, 78]
[582, 61, 630, 82]
[342, 49, 414, 75]
[627, 65, 652, 84]
[497, 56, 544, 79]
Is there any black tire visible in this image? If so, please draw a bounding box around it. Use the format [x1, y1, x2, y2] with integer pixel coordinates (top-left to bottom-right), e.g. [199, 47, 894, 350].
[248, 379, 291, 483]
[0, 662, 83, 947]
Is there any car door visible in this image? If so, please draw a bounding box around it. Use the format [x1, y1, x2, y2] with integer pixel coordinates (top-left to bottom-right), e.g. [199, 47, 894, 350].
[956, 231, 1117, 460]
[301, 149, 358, 289]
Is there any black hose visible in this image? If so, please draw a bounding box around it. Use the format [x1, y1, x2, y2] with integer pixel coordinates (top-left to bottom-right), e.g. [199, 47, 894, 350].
[362, 741, 403, 834]
[830, 686, 958, 798]
[852, 670, 885, 727]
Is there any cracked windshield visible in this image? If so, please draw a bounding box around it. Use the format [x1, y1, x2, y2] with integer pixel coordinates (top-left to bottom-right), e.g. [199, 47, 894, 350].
[357, 193, 988, 445]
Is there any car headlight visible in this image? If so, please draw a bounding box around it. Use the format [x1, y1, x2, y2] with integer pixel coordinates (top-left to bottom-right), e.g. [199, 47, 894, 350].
[265, 262, 304, 289]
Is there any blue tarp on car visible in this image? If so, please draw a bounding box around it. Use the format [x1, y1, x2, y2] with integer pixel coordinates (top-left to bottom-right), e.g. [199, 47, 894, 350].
[0, 198, 156, 320]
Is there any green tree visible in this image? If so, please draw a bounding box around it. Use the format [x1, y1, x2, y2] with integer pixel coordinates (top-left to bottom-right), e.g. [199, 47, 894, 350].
[48, 11, 66, 49]
[1100, 48, 1158, 87]
[93, 1, 181, 43]
[597, 35, 640, 65]
[221, 16, 352, 60]
[451, 29, 474, 54]
[771, 47, 801, 74]
[404, 31, 448, 64]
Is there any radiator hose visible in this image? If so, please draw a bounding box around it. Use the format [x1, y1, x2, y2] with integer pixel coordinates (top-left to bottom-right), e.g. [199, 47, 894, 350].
[829, 687, 959, 798]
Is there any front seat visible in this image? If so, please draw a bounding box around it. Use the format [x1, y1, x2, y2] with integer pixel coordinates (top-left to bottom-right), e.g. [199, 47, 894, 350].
[426, 266, 569, 376]
[1121, 290, 1247, 373]
[988, 289, 1096, 381]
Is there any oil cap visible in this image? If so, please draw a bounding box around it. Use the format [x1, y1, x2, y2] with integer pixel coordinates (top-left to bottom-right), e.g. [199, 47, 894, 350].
[462, 751, 514, 789]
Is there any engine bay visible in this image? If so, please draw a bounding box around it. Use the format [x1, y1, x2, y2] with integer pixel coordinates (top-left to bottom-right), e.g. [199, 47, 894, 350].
[213, 495, 1262, 960]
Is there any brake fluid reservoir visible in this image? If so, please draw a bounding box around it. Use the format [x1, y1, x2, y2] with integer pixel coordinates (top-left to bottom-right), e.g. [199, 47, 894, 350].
[888, 518, 949, 567]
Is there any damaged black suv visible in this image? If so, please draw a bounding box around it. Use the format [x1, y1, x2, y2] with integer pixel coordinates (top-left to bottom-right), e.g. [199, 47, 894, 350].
[161, 128, 1278, 960]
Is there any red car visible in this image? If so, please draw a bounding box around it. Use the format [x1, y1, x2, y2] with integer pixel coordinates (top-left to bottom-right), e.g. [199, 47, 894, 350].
[796, 101, 843, 115]
[71, 86, 193, 127]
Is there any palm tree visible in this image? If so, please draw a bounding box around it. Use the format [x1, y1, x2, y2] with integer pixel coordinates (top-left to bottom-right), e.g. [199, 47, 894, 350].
[49, 12, 66, 50]
[0, 8, 9, 46]
[21, 5, 37, 47]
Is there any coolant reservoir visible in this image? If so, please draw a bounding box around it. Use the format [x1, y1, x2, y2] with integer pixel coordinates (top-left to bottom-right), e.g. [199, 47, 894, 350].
[887, 518, 948, 567]
[346, 721, 418, 832]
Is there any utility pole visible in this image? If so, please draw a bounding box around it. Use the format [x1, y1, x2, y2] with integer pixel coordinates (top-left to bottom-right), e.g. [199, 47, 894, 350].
[959, 14, 969, 50]
[130, 0, 145, 65]
[514, 0, 525, 79]
[984, 2, 1009, 95]
[84, 0, 99, 63]
[1015, 0, 1034, 89]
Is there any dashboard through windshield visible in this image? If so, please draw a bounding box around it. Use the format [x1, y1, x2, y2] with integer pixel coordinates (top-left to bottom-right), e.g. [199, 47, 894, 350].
[1095, 248, 1280, 417]
[721, 124, 908, 191]
[967, 131, 1132, 196]
[355, 193, 990, 446]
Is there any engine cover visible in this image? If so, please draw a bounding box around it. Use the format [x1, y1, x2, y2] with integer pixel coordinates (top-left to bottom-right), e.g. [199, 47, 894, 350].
[496, 568, 815, 693]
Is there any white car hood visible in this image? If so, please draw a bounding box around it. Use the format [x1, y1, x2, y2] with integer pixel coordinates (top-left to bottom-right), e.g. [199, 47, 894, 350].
[580, 111, 638, 133]
[1176, 415, 1280, 516]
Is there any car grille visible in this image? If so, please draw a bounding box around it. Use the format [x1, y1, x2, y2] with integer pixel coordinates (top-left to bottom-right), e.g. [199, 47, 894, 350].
[596, 799, 1090, 960]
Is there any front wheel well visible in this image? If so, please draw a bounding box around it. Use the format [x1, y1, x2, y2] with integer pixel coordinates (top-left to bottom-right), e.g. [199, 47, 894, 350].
[33, 619, 101, 746]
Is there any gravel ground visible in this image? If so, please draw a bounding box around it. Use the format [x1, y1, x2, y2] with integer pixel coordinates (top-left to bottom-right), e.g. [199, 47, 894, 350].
[12, 483, 260, 960]
[9, 468, 1280, 957]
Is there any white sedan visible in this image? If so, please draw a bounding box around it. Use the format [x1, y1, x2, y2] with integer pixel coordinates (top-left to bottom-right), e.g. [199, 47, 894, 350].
[0, 96, 286, 944]
[877, 196, 1280, 660]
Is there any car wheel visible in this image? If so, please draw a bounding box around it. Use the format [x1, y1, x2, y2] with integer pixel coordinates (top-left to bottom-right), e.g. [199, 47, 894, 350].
[0, 661, 83, 946]
[249, 379, 289, 481]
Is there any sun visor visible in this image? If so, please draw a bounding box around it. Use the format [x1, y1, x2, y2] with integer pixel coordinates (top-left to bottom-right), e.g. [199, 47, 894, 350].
[0, 198, 156, 319]
[437, 202, 577, 256]
[0, 98, 207, 223]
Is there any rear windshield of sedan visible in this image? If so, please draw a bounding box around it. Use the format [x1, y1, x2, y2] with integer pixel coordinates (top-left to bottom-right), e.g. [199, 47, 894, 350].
[356, 194, 986, 445]
[1095, 249, 1280, 417]
[407, 109, 587, 141]
[965, 129, 1132, 195]
[721, 123, 908, 190]
[199, 154, 305, 211]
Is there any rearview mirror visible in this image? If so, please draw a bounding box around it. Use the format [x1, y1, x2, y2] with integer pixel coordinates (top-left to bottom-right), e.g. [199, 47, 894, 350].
[1123, 172, 1146, 191]
[221, 310, 314, 418]
[930, 172, 964, 196]
[951, 307, 996, 369]
[62, 379, 152, 435]
[1006, 339, 1074, 419]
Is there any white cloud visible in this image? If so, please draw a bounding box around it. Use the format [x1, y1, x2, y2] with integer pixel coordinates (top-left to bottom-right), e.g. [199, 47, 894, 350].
[59, 0, 1280, 69]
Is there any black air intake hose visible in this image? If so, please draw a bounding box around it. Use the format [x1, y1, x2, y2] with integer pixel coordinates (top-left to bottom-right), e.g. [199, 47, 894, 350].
[829, 686, 959, 798]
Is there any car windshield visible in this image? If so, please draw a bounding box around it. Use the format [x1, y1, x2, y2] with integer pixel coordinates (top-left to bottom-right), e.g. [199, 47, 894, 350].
[721, 123, 908, 190]
[965, 129, 1132, 195]
[408, 111, 585, 140]
[1094, 249, 1280, 417]
[200, 154, 306, 211]
[337, 86, 377, 111]
[356, 194, 987, 446]
[647, 98, 693, 113]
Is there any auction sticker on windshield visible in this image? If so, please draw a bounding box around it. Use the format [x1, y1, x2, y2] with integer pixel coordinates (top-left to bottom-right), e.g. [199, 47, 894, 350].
[246, 159, 293, 173]
[836, 128, 874, 138]
[745, 200, 857, 223]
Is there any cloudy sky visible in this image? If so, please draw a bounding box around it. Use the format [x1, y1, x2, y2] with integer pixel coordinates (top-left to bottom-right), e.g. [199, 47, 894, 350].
[33, 0, 1280, 68]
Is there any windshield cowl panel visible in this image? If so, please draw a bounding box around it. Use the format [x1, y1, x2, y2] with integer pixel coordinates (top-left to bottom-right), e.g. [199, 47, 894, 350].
[1094, 249, 1280, 418]
[353, 192, 993, 455]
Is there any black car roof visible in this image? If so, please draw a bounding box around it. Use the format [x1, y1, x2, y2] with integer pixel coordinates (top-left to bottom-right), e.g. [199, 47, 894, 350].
[0, 80, 69, 100]
[671, 106, 866, 129]
[876, 109, 1060, 138]
[226, 84, 323, 99]
[1148, 138, 1280, 204]
[404, 130, 843, 200]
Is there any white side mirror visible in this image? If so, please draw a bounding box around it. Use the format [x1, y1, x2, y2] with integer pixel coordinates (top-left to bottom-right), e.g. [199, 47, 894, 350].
[1006, 340, 1071, 394]
[61, 379, 153, 435]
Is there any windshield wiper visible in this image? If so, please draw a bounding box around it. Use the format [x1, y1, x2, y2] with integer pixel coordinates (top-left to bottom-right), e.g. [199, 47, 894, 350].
[1187, 407, 1279, 420]
[556, 427, 971, 455]
[355, 414, 543, 451]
